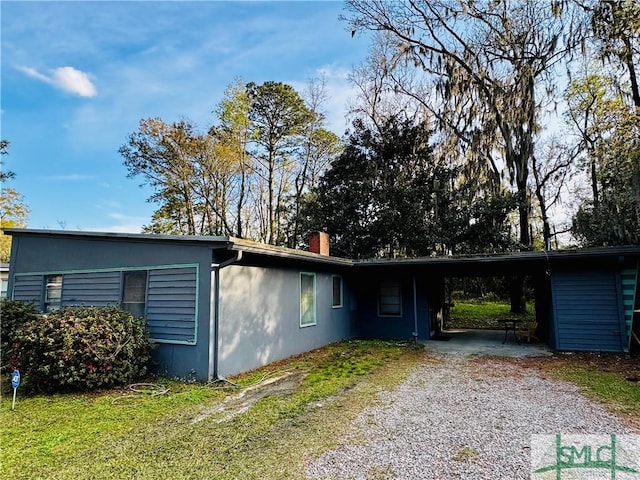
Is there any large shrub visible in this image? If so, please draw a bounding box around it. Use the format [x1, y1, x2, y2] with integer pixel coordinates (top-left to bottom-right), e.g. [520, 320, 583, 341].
[14, 306, 152, 392]
[0, 299, 40, 373]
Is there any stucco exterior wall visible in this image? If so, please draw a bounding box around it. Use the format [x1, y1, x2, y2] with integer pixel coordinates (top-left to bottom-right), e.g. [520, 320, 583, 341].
[217, 265, 353, 376]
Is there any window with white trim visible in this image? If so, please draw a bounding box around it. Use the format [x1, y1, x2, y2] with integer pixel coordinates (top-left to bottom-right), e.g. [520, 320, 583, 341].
[300, 273, 316, 327]
[378, 280, 402, 316]
[332, 275, 343, 308]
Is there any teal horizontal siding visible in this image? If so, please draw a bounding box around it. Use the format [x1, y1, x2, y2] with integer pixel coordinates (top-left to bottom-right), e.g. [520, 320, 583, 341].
[62, 271, 121, 307]
[13, 275, 42, 304]
[553, 271, 623, 352]
[146, 267, 197, 344]
[620, 268, 637, 349]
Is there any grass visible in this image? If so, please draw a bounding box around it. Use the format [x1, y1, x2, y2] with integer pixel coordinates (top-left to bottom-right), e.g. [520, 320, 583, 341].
[0, 340, 426, 480]
[551, 364, 640, 419]
[448, 298, 535, 329]
[452, 446, 480, 462]
[502, 354, 640, 428]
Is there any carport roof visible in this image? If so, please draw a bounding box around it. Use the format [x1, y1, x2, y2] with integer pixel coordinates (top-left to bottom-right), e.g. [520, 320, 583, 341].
[354, 245, 640, 276]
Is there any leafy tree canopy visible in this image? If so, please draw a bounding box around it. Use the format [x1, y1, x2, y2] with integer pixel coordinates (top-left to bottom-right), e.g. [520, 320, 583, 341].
[301, 117, 517, 259]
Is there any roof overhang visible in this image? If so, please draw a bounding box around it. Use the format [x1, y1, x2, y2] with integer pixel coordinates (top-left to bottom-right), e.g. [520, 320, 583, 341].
[3, 228, 353, 268]
[4, 228, 638, 274]
[354, 246, 640, 276]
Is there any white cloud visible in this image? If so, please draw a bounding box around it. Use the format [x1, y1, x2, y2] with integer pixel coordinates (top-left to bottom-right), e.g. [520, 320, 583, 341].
[52, 66, 97, 97]
[83, 212, 149, 233]
[17, 65, 50, 82]
[17, 65, 97, 97]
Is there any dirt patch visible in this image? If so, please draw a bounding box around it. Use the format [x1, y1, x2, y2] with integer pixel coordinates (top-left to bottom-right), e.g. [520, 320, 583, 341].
[468, 351, 640, 381]
[555, 351, 640, 381]
[190, 370, 306, 424]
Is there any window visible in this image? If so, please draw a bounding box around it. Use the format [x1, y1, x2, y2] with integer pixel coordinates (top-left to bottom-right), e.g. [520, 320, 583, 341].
[332, 275, 343, 308]
[300, 273, 316, 327]
[45, 275, 63, 312]
[122, 270, 147, 318]
[378, 280, 402, 316]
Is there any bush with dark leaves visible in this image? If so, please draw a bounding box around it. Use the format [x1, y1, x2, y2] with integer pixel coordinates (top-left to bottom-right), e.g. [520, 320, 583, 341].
[14, 306, 152, 392]
[0, 298, 40, 373]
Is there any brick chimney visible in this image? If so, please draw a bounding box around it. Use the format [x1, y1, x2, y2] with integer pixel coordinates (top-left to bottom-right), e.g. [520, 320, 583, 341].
[309, 232, 329, 256]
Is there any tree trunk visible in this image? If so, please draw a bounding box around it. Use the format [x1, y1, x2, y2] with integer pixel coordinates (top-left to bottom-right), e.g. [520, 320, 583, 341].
[623, 37, 640, 110]
[236, 159, 245, 238]
[591, 157, 599, 208]
[268, 151, 275, 244]
[513, 148, 531, 313]
[536, 184, 552, 251]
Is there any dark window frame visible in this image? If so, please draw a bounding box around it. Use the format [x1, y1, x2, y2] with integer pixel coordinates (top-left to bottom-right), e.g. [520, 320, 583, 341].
[332, 275, 343, 308]
[121, 270, 149, 319]
[378, 280, 402, 317]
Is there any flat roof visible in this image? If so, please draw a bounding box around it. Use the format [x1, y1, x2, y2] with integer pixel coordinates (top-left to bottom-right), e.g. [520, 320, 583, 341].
[2, 228, 353, 267]
[4, 228, 639, 272]
[356, 245, 640, 266]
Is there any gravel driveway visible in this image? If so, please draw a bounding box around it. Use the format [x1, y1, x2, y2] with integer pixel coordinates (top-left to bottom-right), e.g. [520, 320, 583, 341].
[306, 355, 638, 480]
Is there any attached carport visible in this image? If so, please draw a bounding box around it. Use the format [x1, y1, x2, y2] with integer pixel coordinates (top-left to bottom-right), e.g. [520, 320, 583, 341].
[353, 245, 640, 353]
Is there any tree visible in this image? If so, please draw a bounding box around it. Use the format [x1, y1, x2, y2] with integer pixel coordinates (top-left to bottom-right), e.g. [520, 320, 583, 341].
[345, 0, 580, 253]
[572, 109, 640, 245]
[564, 2, 640, 245]
[301, 116, 513, 259]
[213, 78, 253, 238]
[0, 140, 15, 182]
[587, 0, 640, 109]
[565, 72, 628, 207]
[1, 140, 30, 262]
[120, 118, 239, 236]
[347, 35, 427, 134]
[121, 80, 336, 243]
[565, 69, 640, 245]
[285, 76, 342, 249]
[531, 137, 576, 250]
[246, 81, 313, 244]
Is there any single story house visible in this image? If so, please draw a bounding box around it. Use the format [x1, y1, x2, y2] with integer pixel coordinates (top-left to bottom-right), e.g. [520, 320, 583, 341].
[4, 229, 639, 380]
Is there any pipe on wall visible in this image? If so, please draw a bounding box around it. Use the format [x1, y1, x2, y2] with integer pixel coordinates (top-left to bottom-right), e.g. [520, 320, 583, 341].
[208, 250, 243, 381]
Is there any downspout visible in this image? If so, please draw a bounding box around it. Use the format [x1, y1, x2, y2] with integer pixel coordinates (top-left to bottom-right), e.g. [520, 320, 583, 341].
[208, 250, 243, 382]
[412, 274, 418, 342]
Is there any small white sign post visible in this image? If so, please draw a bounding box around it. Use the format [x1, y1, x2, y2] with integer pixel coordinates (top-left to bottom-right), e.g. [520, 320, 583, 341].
[11, 369, 20, 411]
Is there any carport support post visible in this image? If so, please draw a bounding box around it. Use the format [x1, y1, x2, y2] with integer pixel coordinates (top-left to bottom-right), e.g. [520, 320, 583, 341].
[413, 274, 418, 341]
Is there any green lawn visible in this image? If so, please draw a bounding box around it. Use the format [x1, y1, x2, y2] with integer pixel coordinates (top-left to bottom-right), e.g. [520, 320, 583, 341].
[447, 298, 535, 329]
[552, 365, 640, 419]
[1, 340, 425, 480]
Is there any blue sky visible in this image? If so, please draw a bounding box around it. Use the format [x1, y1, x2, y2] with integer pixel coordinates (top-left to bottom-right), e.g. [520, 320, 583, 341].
[1, 1, 370, 232]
